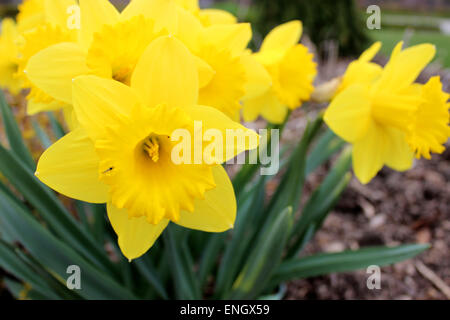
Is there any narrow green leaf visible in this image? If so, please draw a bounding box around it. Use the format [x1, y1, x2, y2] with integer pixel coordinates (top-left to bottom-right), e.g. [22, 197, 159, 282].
[305, 129, 345, 175]
[31, 120, 52, 149]
[228, 207, 293, 300]
[47, 112, 65, 139]
[214, 175, 267, 296]
[0, 91, 35, 169]
[0, 145, 118, 277]
[164, 226, 201, 299]
[271, 244, 430, 285]
[266, 115, 323, 219]
[0, 189, 136, 299]
[197, 233, 226, 287]
[0, 240, 62, 299]
[288, 148, 352, 256]
[134, 256, 169, 300]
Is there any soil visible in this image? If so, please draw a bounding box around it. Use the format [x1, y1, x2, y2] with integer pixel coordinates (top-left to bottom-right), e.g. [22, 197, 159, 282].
[285, 143, 450, 300]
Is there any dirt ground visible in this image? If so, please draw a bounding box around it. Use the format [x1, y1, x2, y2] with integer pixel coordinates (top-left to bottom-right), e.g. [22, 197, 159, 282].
[284, 143, 449, 300]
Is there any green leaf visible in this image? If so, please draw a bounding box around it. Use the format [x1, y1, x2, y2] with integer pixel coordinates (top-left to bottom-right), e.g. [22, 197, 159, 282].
[214, 175, 267, 297]
[306, 129, 346, 175]
[265, 115, 323, 220]
[197, 233, 226, 287]
[47, 112, 65, 139]
[134, 256, 169, 299]
[228, 207, 293, 300]
[0, 240, 62, 299]
[31, 120, 52, 149]
[271, 244, 430, 285]
[287, 147, 352, 256]
[0, 188, 136, 299]
[164, 226, 201, 299]
[0, 145, 118, 277]
[232, 114, 290, 194]
[0, 91, 35, 169]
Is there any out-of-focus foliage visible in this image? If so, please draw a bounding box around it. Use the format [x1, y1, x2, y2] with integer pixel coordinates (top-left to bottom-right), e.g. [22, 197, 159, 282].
[249, 0, 370, 57]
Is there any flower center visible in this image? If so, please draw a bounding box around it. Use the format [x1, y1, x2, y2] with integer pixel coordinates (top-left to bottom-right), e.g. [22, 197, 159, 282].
[143, 135, 160, 163]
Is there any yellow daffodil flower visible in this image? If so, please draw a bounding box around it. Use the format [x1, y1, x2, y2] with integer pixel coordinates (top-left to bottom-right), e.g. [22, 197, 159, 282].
[24, 0, 264, 121]
[14, 0, 77, 114]
[242, 20, 317, 124]
[0, 19, 23, 94]
[324, 42, 450, 184]
[35, 36, 259, 260]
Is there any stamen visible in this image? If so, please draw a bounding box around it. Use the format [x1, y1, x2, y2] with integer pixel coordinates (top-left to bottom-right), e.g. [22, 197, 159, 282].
[143, 136, 160, 162]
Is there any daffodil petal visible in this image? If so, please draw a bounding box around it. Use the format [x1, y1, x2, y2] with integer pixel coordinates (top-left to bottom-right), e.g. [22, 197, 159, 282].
[202, 23, 251, 56]
[25, 42, 90, 104]
[35, 128, 109, 203]
[131, 35, 198, 109]
[107, 203, 169, 261]
[260, 98, 288, 124]
[26, 100, 63, 115]
[376, 43, 436, 92]
[242, 89, 287, 124]
[200, 9, 237, 25]
[184, 104, 259, 162]
[79, 0, 119, 49]
[72, 75, 140, 141]
[44, 0, 77, 28]
[352, 121, 387, 184]
[324, 84, 372, 143]
[176, 6, 203, 52]
[176, 165, 236, 232]
[195, 56, 215, 88]
[359, 41, 381, 63]
[260, 20, 302, 54]
[241, 54, 272, 100]
[121, 0, 178, 33]
[384, 127, 414, 171]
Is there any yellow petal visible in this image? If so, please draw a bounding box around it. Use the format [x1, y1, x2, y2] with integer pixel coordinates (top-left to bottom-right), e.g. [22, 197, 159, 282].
[260, 97, 288, 124]
[184, 104, 259, 162]
[352, 121, 387, 184]
[359, 41, 381, 63]
[176, 6, 203, 52]
[25, 42, 90, 104]
[241, 54, 272, 100]
[195, 56, 215, 88]
[324, 84, 372, 143]
[376, 43, 436, 92]
[27, 100, 65, 115]
[107, 203, 169, 260]
[44, 0, 77, 28]
[257, 20, 302, 64]
[72, 75, 140, 141]
[121, 0, 178, 34]
[202, 23, 251, 57]
[131, 35, 198, 109]
[175, 165, 236, 232]
[199, 9, 237, 25]
[35, 128, 109, 203]
[242, 89, 287, 124]
[79, 0, 119, 49]
[384, 127, 414, 171]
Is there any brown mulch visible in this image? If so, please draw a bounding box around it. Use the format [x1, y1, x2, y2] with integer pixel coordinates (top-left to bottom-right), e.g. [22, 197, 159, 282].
[285, 145, 450, 300]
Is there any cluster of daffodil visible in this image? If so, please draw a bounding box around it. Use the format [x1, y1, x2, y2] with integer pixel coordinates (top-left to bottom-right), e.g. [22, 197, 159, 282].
[0, 0, 448, 264]
[0, 0, 318, 261]
[324, 41, 450, 184]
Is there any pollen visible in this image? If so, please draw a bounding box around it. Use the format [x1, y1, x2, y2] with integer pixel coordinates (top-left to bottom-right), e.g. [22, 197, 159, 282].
[143, 136, 160, 163]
